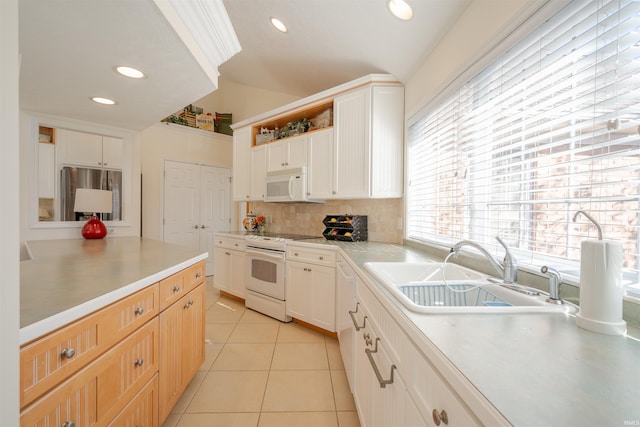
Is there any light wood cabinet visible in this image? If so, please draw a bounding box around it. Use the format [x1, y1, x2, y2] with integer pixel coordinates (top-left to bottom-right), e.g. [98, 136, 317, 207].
[20, 284, 158, 409]
[20, 260, 206, 427]
[158, 283, 206, 423]
[20, 318, 159, 427]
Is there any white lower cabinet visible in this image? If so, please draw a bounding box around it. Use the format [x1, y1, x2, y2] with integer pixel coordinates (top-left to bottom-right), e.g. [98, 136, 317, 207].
[351, 274, 481, 427]
[286, 244, 336, 331]
[213, 234, 246, 298]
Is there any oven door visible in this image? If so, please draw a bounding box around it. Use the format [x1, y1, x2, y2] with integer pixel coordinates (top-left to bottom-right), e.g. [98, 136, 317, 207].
[245, 247, 286, 300]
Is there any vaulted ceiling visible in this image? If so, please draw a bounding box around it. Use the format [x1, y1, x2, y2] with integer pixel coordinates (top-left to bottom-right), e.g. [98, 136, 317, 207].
[18, 0, 469, 130]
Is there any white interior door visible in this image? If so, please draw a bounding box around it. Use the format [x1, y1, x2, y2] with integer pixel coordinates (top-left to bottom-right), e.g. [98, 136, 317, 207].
[199, 165, 231, 275]
[163, 160, 231, 276]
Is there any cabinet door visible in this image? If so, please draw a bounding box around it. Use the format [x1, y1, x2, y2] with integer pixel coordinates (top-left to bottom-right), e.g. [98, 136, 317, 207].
[58, 128, 104, 168]
[102, 136, 123, 169]
[213, 247, 231, 292]
[108, 375, 158, 427]
[181, 284, 206, 382]
[38, 143, 55, 199]
[251, 145, 266, 200]
[285, 261, 310, 321]
[266, 139, 288, 171]
[287, 134, 308, 168]
[229, 250, 246, 298]
[158, 295, 184, 422]
[232, 127, 252, 200]
[309, 264, 336, 332]
[333, 87, 371, 199]
[308, 128, 335, 199]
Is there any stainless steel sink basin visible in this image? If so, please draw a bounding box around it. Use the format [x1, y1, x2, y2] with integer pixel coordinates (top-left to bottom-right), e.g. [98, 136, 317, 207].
[363, 262, 577, 314]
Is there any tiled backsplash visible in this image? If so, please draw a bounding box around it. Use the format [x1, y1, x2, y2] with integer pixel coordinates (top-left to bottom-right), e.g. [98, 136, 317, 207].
[247, 199, 404, 244]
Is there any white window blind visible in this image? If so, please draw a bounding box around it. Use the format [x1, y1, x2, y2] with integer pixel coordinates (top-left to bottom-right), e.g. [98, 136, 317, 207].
[407, 0, 640, 283]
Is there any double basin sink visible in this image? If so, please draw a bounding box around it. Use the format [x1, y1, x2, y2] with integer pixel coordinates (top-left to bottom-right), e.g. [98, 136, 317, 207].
[363, 261, 578, 314]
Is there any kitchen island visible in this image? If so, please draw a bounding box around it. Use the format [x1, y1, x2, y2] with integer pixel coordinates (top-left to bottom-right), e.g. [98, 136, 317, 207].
[20, 237, 208, 426]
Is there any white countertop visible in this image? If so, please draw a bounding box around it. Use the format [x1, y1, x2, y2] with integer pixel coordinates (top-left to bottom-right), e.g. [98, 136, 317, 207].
[20, 237, 207, 345]
[284, 237, 640, 427]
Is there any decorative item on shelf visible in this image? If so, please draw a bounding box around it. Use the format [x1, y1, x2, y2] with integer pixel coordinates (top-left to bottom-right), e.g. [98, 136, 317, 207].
[196, 113, 215, 131]
[322, 214, 368, 241]
[256, 215, 267, 235]
[73, 188, 113, 239]
[243, 212, 257, 231]
[216, 112, 233, 136]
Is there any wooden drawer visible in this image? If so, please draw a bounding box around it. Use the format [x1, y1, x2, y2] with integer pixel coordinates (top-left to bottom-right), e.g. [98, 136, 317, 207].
[21, 319, 159, 427]
[108, 375, 158, 427]
[20, 365, 98, 427]
[97, 318, 159, 422]
[159, 261, 206, 311]
[20, 285, 159, 409]
[214, 235, 247, 251]
[287, 246, 336, 267]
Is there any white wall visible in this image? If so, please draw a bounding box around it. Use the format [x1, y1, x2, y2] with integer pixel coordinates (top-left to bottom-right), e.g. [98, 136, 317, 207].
[0, 0, 20, 423]
[191, 78, 301, 124]
[140, 123, 233, 240]
[405, 0, 539, 117]
[19, 112, 142, 241]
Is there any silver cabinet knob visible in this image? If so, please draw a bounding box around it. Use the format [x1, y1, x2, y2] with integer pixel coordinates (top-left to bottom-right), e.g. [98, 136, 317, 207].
[194, 225, 199, 229]
[201, 225, 206, 229]
[62, 422, 76, 427]
[134, 307, 144, 315]
[61, 348, 76, 359]
[195, 272, 202, 278]
[433, 409, 448, 426]
[134, 358, 144, 367]
[173, 286, 181, 293]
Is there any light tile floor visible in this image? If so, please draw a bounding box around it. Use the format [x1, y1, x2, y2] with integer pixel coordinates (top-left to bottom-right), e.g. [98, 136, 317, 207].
[161, 277, 361, 427]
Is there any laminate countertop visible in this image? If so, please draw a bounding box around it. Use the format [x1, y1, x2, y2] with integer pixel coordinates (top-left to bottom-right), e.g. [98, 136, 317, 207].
[20, 237, 207, 345]
[286, 238, 640, 427]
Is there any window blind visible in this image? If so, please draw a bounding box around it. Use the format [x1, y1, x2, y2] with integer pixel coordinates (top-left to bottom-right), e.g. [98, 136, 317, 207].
[407, 0, 640, 282]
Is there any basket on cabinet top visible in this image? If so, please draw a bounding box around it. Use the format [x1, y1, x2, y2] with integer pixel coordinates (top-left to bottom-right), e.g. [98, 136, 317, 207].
[322, 215, 368, 241]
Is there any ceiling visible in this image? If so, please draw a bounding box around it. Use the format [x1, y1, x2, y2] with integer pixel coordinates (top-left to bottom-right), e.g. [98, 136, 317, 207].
[19, 0, 470, 131]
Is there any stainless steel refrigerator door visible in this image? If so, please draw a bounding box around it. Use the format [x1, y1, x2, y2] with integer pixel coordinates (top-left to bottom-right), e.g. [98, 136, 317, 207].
[60, 166, 122, 221]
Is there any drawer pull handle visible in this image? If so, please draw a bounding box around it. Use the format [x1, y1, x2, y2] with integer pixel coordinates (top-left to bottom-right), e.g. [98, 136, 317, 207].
[62, 421, 76, 427]
[432, 409, 449, 426]
[365, 338, 396, 388]
[184, 300, 194, 309]
[134, 358, 144, 367]
[173, 286, 181, 293]
[294, 252, 299, 256]
[195, 272, 202, 278]
[134, 307, 144, 315]
[348, 304, 366, 331]
[60, 348, 76, 359]
[319, 256, 324, 260]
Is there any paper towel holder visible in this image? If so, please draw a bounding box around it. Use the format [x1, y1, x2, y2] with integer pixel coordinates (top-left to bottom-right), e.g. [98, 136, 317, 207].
[573, 210, 603, 240]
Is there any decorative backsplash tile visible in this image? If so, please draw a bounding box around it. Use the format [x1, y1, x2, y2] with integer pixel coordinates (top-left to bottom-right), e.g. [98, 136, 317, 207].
[248, 199, 404, 244]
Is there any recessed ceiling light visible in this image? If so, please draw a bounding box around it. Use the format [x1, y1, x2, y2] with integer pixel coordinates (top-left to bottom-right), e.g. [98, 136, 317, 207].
[270, 16, 287, 33]
[388, 0, 413, 20]
[116, 66, 145, 79]
[91, 97, 116, 105]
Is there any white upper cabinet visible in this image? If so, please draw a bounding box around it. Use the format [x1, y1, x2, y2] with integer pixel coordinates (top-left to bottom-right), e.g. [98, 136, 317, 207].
[232, 127, 252, 200]
[231, 75, 404, 202]
[334, 85, 404, 199]
[266, 134, 308, 172]
[251, 145, 266, 200]
[57, 128, 123, 170]
[307, 128, 335, 199]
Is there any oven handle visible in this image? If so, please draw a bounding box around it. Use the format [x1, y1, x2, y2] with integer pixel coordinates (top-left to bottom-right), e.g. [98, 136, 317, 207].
[246, 248, 286, 261]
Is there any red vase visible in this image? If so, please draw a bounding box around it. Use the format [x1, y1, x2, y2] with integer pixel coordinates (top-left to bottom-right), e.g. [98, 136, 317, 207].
[81, 215, 107, 239]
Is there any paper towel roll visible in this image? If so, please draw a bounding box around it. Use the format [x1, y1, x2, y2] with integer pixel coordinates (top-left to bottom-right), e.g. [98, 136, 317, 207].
[576, 239, 627, 335]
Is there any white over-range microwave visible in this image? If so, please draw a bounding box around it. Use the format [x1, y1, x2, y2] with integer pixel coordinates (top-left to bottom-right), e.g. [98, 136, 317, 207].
[264, 166, 322, 203]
